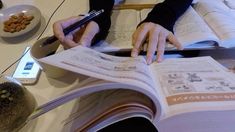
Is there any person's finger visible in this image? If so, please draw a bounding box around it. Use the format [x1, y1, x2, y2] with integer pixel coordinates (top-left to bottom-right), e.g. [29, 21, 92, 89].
[79, 21, 99, 47]
[62, 34, 78, 49]
[167, 32, 183, 50]
[146, 28, 160, 64]
[53, 16, 81, 42]
[156, 31, 167, 63]
[53, 21, 65, 42]
[73, 25, 87, 43]
[131, 24, 149, 57]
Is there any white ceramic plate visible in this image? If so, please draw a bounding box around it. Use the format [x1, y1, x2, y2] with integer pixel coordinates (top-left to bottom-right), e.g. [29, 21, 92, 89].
[0, 5, 41, 37]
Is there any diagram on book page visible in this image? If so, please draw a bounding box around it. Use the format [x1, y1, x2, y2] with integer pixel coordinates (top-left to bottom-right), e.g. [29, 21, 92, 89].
[151, 57, 235, 105]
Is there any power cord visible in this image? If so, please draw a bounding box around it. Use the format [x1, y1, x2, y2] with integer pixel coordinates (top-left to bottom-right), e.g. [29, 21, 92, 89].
[1, 0, 66, 75]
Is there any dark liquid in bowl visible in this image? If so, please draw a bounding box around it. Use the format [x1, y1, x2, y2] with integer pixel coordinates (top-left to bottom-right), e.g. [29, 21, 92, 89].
[0, 82, 36, 132]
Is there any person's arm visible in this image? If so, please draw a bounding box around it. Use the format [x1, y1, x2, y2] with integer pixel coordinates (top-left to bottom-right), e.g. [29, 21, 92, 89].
[89, 0, 115, 45]
[140, 0, 193, 32]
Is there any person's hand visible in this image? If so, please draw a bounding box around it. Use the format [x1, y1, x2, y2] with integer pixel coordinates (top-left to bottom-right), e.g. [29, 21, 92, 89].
[131, 22, 183, 64]
[53, 16, 99, 49]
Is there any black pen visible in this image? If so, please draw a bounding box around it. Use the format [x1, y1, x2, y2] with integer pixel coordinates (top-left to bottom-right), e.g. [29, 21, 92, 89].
[41, 9, 104, 47]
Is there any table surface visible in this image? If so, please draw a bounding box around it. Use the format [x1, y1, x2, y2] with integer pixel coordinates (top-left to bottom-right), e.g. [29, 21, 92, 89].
[0, 0, 89, 131]
[0, 0, 235, 132]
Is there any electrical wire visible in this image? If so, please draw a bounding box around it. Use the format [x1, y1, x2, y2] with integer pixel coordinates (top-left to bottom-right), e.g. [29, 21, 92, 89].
[1, 0, 66, 75]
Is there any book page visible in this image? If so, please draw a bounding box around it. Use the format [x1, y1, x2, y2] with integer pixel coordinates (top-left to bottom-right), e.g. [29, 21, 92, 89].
[194, 0, 235, 48]
[140, 7, 219, 49]
[93, 9, 140, 52]
[149, 56, 235, 118]
[224, 0, 235, 10]
[123, 0, 160, 4]
[39, 46, 163, 105]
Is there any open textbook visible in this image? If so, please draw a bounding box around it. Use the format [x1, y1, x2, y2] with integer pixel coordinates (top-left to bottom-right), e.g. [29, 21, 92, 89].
[37, 46, 235, 132]
[93, 0, 235, 52]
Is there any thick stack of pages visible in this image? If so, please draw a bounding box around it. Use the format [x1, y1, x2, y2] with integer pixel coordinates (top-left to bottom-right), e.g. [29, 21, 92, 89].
[38, 46, 235, 132]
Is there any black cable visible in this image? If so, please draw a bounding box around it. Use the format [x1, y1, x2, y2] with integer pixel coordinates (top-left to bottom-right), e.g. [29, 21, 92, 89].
[1, 0, 66, 75]
[1, 48, 30, 74]
[36, 0, 66, 41]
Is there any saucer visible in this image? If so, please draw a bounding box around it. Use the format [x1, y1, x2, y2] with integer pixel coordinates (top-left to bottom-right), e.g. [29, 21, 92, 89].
[0, 4, 41, 37]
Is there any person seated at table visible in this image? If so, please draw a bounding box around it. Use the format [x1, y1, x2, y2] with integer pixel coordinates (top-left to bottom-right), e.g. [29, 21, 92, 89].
[53, 0, 193, 64]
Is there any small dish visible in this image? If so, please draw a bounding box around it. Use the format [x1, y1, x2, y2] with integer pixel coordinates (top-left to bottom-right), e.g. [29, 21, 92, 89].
[0, 4, 41, 37]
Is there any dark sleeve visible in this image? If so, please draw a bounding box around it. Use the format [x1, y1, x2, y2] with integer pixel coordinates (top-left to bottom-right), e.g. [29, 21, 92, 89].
[139, 0, 193, 32]
[89, 0, 114, 45]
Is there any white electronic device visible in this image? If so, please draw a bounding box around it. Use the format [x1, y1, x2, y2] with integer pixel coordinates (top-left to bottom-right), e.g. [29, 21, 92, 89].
[12, 46, 41, 84]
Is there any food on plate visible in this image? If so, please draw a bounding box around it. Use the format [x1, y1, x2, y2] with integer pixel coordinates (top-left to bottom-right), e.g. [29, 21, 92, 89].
[3, 13, 34, 33]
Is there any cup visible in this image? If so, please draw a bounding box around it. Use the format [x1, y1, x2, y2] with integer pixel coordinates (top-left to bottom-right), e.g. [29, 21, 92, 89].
[0, 74, 36, 131]
[30, 37, 67, 78]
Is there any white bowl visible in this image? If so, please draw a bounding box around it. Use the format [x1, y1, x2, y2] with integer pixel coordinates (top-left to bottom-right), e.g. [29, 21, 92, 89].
[0, 4, 41, 37]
